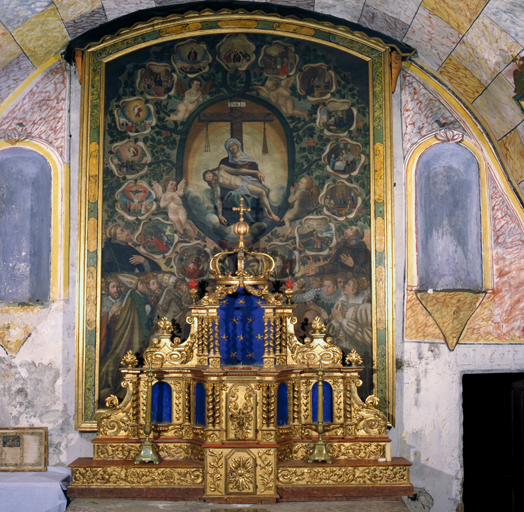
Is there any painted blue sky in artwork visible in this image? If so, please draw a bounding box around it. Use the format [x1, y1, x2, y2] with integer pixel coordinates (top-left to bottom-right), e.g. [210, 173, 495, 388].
[0, 0, 51, 31]
[0, 147, 51, 301]
[416, 143, 483, 291]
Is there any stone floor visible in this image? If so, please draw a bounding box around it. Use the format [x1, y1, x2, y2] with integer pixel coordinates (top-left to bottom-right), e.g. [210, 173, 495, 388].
[67, 499, 410, 511]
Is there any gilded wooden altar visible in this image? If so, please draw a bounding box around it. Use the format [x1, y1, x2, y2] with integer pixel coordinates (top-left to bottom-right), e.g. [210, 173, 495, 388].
[69, 208, 412, 502]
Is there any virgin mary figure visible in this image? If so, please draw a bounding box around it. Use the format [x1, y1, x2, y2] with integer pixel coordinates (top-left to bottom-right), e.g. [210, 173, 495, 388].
[202, 138, 280, 226]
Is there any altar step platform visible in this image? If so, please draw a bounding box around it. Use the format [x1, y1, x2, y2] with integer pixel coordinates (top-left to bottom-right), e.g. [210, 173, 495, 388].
[68, 453, 412, 503]
[66, 498, 411, 512]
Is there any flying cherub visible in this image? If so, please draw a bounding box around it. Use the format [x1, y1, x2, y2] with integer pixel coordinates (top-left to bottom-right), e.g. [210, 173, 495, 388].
[165, 78, 212, 123]
[254, 77, 308, 119]
[152, 177, 196, 237]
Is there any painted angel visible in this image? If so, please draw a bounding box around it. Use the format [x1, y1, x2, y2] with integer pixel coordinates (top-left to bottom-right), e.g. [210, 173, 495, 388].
[165, 78, 212, 122]
[254, 77, 308, 119]
[152, 177, 195, 237]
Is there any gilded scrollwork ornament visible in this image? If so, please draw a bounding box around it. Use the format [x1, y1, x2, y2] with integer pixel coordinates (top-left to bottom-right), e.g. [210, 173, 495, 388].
[94, 443, 141, 460]
[207, 449, 224, 493]
[277, 466, 409, 486]
[257, 449, 275, 493]
[327, 442, 385, 460]
[72, 466, 204, 486]
[98, 377, 139, 437]
[348, 381, 388, 436]
[144, 317, 197, 368]
[288, 317, 343, 366]
[228, 385, 254, 440]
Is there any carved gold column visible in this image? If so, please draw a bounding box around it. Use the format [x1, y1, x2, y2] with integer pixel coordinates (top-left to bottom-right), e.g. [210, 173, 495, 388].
[262, 383, 270, 428]
[213, 383, 221, 430]
[301, 379, 311, 424]
[204, 381, 221, 443]
[292, 379, 300, 426]
[208, 315, 221, 368]
[184, 380, 191, 426]
[263, 315, 269, 365]
[268, 383, 277, 428]
[205, 383, 214, 428]
[259, 381, 277, 444]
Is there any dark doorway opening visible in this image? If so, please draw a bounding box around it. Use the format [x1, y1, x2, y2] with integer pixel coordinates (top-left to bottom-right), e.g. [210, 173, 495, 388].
[463, 373, 524, 511]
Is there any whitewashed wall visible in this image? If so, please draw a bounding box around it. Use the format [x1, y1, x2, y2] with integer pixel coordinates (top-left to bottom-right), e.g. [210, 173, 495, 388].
[390, 79, 524, 512]
[0, 62, 94, 467]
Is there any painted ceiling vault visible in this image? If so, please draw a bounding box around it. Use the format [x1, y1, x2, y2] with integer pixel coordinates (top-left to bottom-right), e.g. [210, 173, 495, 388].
[1, 0, 524, 193]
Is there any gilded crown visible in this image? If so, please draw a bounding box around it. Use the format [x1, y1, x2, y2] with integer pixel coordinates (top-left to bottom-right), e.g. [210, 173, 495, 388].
[209, 198, 275, 286]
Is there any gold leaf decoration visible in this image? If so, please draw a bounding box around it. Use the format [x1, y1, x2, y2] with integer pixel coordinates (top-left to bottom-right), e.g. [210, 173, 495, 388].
[87, 217, 98, 253]
[416, 290, 486, 350]
[374, 142, 384, 203]
[376, 265, 386, 330]
[376, 216, 385, 253]
[86, 266, 97, 330]
[88, 142, 99, 203]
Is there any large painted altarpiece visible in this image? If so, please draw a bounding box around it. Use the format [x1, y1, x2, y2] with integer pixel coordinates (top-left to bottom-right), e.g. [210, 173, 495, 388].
[72, 5, 411, 501]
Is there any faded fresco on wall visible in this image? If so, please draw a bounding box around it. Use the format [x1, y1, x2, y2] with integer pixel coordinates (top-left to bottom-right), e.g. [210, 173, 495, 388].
[416, 143, 483, 291]
[98, 33, 372, 406]
[403, 70, 524, 345]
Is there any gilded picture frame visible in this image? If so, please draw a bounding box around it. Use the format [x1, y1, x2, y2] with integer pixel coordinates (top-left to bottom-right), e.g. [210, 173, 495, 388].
[75, 6, 397, 430]
[0, 427, 48, 471]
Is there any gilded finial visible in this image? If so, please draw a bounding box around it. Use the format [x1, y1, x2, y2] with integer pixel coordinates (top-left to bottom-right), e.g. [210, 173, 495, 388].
[311, 316, 326, 334]
[345, 349, 363, 366]
[121, 350, 138, 368]
[232, 197, 251, 223]
[158, 317, 173, 335]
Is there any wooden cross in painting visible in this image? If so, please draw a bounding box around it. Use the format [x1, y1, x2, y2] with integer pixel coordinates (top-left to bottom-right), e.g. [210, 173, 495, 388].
[198, 98, 274, 147]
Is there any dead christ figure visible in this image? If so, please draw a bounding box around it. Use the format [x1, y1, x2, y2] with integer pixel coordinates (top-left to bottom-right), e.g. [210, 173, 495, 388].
[203, 138, 280, 225]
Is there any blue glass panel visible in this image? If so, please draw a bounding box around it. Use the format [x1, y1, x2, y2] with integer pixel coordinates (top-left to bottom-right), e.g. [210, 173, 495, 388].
[0, 147, 51, 301]
[416, 143, 483, 290]
[277, 382, 289, 426]
[151, 381, 172, 423]
[195, 382, 206, 426]
[218, 287, 266, 365]
[312, 381, 333, 423]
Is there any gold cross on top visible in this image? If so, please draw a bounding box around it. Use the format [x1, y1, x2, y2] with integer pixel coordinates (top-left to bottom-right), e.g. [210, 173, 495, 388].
[232, 197, 251, 223]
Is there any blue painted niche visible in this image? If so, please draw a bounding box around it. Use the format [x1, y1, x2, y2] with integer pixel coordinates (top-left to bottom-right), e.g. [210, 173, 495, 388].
[151, 381, 172, 423]
[416, 143, 483, 291]
[277, 382, 289, 426]
[194, 382, 206, 426]
[0, 147, 51, 301]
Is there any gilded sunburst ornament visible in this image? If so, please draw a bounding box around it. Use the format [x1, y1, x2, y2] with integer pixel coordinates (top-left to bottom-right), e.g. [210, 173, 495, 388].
[229, 456, 254, 491]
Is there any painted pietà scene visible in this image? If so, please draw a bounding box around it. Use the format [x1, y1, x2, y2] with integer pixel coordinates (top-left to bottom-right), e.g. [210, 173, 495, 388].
[78, 14, 393, 427]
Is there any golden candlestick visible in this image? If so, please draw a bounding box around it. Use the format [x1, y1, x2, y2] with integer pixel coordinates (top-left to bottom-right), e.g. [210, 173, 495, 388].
[134, 360, 159, 464]
[308, 362, 332, 463]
